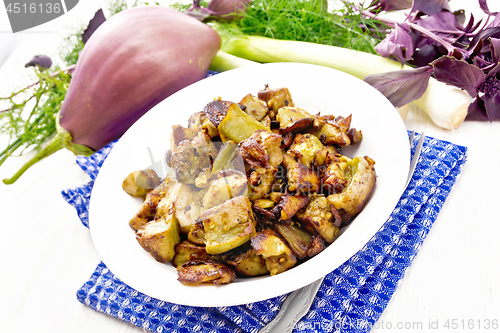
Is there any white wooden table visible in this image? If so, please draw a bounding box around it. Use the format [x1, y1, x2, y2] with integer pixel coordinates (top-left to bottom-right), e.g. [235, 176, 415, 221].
[1, 1, 499, 332]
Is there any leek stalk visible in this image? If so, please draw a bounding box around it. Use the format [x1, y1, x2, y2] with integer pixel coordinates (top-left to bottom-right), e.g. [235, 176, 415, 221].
[211, 36, 471, 130]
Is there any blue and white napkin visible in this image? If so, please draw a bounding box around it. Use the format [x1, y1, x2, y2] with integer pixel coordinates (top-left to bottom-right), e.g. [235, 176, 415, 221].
[62, 132, 467, 333]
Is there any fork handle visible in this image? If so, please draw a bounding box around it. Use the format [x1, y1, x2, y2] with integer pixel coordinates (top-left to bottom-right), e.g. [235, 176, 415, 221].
[259, 278, 324, 333]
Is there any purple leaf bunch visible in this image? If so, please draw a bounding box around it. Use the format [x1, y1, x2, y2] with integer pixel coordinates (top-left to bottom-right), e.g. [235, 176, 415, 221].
[187, 0, 251, 21]
[362, 0, 500, 121]
[25, 55, 52, 69]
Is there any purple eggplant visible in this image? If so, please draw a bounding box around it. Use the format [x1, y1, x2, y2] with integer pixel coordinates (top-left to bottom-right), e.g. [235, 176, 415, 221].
[4, 6, 221, 184]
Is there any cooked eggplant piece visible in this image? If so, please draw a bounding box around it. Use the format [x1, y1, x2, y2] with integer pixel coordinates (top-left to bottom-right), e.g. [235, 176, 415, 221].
[170, 131, 213, 184]
[239, 93, 269, 121]
[234, 248, 269, 276]
[201, 170, 248, 211]
[260, 115, 272, 129]
[188, 220, 206, 245]
[247, 166, 277, 201]
[217, 103, 270, 143]
[240, 130, 283, 169]
[282, 154, 321, 194]
[212, 141, 238, 173]
[136, 213, 181, 263]
[171, 125, 201, 150]
[322, 156, 350, 195]
[173, 183, 205, 234]
[194, 167, 214, 189]
[287, 133, 324, 168]
[203, 99, 233, 127]
[274, 224, 325, 259]
[199, 195, 257, 254]
[327, 156, 376, 217]
[257, 86, 295, 119]
[240, 130, 284, 200]
[311, 114, 352, 146]
[173, 240, 212, 267]
[251, 229, 297, 275]
[155, 181, 180, 219]
[122, 169, 162, 197]
[177, 259, 236, 285]
[296, 194, 340, 243]
[129, 180, 169, 231]
[347, 127, 363, 144]
[273, 193, 310, 221]
[276, 107, 314, 134]
[253, 198, 276, 209]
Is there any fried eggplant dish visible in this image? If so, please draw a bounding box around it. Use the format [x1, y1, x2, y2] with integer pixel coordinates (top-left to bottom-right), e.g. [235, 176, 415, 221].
[122, 86, 376, 285]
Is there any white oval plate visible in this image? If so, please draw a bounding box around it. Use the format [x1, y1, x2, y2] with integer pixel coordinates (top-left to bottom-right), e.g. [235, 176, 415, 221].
[89, 62, 410, 307]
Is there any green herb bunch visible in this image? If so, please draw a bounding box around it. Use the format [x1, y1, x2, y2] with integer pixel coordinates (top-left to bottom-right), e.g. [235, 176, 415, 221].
[210, 0, 387, 54]
[0, 68, 71, 168]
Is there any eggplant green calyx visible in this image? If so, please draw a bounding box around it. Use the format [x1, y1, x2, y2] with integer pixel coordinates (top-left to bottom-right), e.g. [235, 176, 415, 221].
[2, 116, 94, 185]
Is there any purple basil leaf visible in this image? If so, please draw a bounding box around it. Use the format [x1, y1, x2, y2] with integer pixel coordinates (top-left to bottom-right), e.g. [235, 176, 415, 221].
[466, 98, 488, 120]
[375, 23, 414, 65]
[186, 8, 212, 21]
[409, 44, 446, 67]
[368, 0, 412, 12]
[468, 26, 500, 56]
[410, 0, 450, 16]
[482, 90, 500, 122]
[479, 0, 492, 15]
[413, 11, 462, 37]
[82, 9, 106, 44]
[488, 12, 500, 28]
[488, 38, 500, 62]
[364, 66, 433, 107]
[208, 0, 251, 20]
[431, 56, 485, 97]
[25, 55, 52, 69]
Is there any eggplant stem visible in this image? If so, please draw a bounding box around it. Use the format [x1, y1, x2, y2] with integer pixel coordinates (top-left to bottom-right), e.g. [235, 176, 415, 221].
[2, 134, 64, 185]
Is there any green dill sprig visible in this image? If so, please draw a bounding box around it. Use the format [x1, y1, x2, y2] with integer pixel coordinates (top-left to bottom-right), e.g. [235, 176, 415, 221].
[0, 67, 72, 167]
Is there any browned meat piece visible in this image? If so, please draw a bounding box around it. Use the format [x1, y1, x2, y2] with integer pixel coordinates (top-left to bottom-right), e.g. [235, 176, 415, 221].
[177, 260, 236, 285]
[170, 131, 212, 184]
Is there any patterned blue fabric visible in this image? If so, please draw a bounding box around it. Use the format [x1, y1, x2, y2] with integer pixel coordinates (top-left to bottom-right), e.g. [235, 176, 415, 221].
[63, 132, 467, 333]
